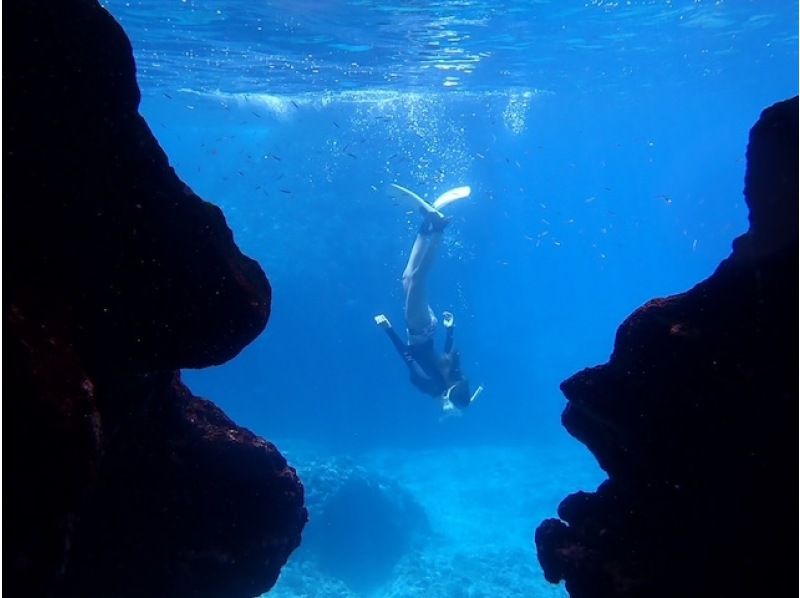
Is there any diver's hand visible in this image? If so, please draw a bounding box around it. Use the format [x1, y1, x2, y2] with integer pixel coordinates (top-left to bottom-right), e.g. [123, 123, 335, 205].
[442, 311, 454, 329]
[374, 314, 391, 329]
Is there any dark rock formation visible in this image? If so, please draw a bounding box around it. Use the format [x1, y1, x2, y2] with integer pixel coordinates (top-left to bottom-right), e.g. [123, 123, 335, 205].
[6, 0, 268, 372]
[535, 96, 798, 598]
[4, 1, 306, 596]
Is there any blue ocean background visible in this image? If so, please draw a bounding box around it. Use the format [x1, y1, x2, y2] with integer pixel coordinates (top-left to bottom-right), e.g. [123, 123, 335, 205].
[102, 1, 797, 596]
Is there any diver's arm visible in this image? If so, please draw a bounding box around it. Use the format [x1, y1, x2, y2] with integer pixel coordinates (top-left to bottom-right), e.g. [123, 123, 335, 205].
[384, 327, 414, 363]
[442, 311, 455, 353]
[376, 314, 415, 364]
[444, 325, 455, 354]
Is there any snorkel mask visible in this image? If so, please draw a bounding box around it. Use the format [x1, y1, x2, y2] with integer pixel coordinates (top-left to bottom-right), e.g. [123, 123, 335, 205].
[443, 382, 484, 409]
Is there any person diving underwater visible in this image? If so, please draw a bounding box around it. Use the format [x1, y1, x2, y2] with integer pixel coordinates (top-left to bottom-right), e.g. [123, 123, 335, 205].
[374, 184, 483, 413]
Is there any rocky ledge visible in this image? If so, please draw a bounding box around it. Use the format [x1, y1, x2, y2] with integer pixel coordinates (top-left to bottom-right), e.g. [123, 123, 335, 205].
[535, 97, 798, 598]
[4, 1, 306, 596]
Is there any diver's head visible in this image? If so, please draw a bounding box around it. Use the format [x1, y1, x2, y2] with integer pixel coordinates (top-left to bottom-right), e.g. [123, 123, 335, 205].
[445, 379, 472, 409]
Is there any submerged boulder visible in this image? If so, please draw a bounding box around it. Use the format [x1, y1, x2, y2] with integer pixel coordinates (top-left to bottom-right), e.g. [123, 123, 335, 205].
[293, 456, 430, 592]
[535, 97, 798, 597]
[4, 1, 306, 596]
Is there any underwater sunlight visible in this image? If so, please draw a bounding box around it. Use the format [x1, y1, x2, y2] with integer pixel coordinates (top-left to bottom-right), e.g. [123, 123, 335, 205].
[86, 1, 799, 596]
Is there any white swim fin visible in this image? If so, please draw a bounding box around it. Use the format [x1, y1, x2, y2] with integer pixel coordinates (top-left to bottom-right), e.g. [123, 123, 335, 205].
[390, 183, 442, 217]
[433, 186, 471, 210]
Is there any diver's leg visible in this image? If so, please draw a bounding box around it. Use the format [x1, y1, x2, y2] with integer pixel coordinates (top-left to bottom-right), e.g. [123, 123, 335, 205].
[402, 230, 442, 336]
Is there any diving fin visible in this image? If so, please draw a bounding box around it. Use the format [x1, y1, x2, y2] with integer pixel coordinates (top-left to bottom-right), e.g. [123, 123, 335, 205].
[390, 183, 443, 217]
[432, 186, 471, 210]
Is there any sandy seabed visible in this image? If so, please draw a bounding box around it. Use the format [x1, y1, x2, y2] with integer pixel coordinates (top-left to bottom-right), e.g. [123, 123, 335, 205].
[268, 442, 603, 598]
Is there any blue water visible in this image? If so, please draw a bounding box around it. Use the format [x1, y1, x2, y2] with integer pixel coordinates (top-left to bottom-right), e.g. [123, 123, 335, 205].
[102, 1, 797, 596]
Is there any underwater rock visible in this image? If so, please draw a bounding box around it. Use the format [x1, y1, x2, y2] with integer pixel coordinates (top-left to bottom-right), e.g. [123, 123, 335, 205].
[60, 372, 306, 597]
[6, 0, 269, 371]
[535, 96, 798, 598]
[294, 456, 430, 592]
[4, 1, 306, 596]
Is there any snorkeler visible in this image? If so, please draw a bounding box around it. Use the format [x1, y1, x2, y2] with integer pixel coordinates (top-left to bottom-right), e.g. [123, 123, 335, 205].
[375, 204, 483, 413]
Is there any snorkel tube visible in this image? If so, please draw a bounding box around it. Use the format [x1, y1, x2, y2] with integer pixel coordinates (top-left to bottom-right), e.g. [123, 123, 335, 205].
[469, 385, 484, 405]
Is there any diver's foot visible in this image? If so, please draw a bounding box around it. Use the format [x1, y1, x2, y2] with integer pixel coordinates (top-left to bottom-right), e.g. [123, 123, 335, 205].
[374, 314, 391, 329]
[418, 210, 451, 235]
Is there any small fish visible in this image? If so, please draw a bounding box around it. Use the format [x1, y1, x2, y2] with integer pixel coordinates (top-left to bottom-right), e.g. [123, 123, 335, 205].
[370, 185, 378, 191]
[237, 171, 245, 176]
[269, 154, 282, 162]
[476, 152, 485, 159]
[333, 121, 340, 128]
[387, 153, 398, 161]
[692, 239, 698, 251]
[162, 92, 173, 99]
[252, 111, 262, 118]
[291, 100, 300, 109]
[346, 153, 357, 159]
[280, 189, 292, 194]
[585, 196, 596, 203]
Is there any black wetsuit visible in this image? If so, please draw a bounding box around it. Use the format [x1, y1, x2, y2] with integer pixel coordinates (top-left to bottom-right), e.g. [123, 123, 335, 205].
[384, 325, 456, 397]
